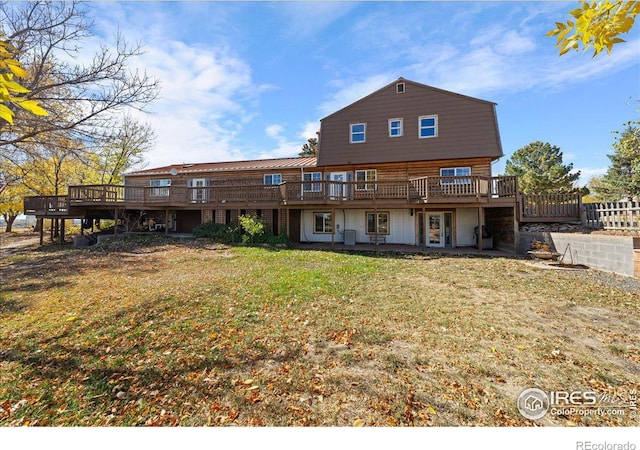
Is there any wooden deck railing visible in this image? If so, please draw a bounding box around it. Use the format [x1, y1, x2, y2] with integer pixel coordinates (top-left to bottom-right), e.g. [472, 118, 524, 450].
[583, 201, 640, 230]
[519, 193, 582, 222]
[24, 195, 69, 215]
[29, 176, 519, 214]
[409, 176, 517, 199]
[281, 180, 416, 203]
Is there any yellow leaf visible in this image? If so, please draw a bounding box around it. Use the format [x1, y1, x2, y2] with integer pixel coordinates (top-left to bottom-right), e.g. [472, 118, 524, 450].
[0, 104, 14, 124]
[242, 379, 254, 385]
[352, 418, 365, 427]
[16, 100, 48, 116]
[428, 406, 437, 415]
[7, 62, 28, 78]
[3, 80, 30, 94]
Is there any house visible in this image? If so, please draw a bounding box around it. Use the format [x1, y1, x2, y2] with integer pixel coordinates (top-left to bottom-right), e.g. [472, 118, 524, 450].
[25, 78, 530, 250]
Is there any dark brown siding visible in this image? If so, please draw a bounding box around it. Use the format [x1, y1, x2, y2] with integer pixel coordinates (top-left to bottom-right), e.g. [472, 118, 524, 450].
[317, 80, 502, 166]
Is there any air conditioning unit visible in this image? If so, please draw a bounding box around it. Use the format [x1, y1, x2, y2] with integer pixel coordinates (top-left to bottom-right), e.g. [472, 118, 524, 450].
[344, 229, 356, 246]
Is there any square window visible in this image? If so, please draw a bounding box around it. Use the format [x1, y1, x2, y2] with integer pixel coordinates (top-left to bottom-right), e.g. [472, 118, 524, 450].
[314, 212, 332, 233]
[366, 212, 390, 235]
[350, 123, 366, 143]
[149, 179, 171, 196]
[264, 174, 282, 185]
[419, 115, 438, 139]
[389, 118, 403, 137]
[303, 172, 322, 192]
[355, 169, 377, 191]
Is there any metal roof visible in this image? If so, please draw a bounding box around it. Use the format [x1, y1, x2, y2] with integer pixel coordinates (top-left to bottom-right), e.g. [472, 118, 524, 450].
[127, 156, 318, 177]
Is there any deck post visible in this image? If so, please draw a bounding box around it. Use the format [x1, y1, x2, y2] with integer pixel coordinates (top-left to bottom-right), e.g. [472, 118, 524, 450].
[331, 208, 335, 247]
[114, 208, 118, 236]
[59, 219, 65, 245]
[165, 209, 169, 235]
[39, 218, 44, 245]
[422, 207, 426, 249]
[50, 219, 54, 242]
[477, 207, 484, 252]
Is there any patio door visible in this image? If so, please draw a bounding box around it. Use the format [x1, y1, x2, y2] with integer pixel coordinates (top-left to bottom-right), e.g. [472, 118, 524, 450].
[190, 178, 208, 203]
[329, 172, 347, 200]
[426, 213, 444, 247]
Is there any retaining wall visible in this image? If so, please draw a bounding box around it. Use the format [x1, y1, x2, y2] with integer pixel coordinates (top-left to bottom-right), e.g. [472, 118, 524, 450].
[517, 231, 638, 278]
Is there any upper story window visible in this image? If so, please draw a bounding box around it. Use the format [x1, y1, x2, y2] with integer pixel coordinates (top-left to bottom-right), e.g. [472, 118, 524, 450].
[149, 179, 171, 196]
[350, 123, 366, 143]
[396, 82, 405, 93]
[355, 169, 377, 191]
[418, 115, 438, 139]
[388, 118, 403, 137]
[264, 173, 282, 185]
[303, 172, 322, 192]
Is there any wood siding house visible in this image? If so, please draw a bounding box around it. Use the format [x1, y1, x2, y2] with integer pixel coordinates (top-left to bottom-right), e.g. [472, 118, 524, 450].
[25, 78, 528, 250]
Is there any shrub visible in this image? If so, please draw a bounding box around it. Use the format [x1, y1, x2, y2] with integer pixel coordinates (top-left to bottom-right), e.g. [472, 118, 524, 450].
[238, 214, 265, 244]
[193, 221, 240, 243]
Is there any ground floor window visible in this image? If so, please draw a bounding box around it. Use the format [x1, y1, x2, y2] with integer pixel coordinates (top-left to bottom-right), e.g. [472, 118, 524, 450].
[314, 212, 332, 233]
[366, 211, 389, 234]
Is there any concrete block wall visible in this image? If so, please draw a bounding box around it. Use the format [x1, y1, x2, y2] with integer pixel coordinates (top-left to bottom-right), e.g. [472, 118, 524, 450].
[517, 231, 637, 278]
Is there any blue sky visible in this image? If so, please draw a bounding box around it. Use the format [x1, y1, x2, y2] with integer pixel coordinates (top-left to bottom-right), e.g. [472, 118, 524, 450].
[88, 1, 640, 185]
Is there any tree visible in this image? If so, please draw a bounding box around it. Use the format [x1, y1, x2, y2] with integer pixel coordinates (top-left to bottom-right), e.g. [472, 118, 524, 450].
[504, 141, 581, 194]
[299, 137, 318, 157]
[0, 1, 159, 159]
[0, 35, 47, 124]
[547, 1, 640, 56]
[94, 115, 153, 185]
[589, 124, 640, 200]
[0, 162, 28, 232]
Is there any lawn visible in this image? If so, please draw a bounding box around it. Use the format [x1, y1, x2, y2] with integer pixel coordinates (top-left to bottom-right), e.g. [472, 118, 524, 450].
[1, 233, 639, 426]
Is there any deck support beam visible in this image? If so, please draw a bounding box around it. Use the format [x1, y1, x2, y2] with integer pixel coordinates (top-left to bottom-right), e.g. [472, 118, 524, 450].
[331, 208, 335, 247]
[477, 207, 484, 252]
[59, 219, 65, 245]
[39, 218, 44, 245]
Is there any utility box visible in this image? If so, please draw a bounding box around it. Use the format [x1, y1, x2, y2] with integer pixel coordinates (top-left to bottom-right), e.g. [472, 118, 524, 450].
[344, 229, 356, 246]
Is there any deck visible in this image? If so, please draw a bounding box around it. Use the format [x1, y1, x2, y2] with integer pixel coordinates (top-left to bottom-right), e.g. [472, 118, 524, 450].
[24, 176, 520, 217]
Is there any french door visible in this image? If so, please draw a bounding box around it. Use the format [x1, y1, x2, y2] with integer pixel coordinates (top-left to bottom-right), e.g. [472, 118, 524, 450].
[329, 172, 347, 199]
[190, 178, 208, 203]
[427, 213, 444, 247]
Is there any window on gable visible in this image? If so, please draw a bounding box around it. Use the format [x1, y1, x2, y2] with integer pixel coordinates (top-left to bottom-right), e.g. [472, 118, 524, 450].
[396, 82, 405, 93]
[149, 179, 171, 196]
[389, 118, 403, 137]
[264, 173, 282, 185]
[314, 212, 332, 233]
[350, 123, 366, 143]
[418, 115, 438, 139]
[366, 212, 390, 235]
[355, 169, 377, 191]
[303, 172, 322, 192]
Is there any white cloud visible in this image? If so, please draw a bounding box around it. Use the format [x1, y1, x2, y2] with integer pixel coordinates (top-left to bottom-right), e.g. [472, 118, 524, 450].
[265, 124, 285, 139]
[299, 121, 320, 140]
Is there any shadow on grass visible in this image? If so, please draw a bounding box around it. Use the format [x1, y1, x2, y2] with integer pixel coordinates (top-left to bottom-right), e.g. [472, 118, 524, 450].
[0, 295, 303, 424]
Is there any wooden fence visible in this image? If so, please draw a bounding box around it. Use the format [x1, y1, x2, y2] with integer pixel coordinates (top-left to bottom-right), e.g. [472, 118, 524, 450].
[583, 201, 640, 230]
[519, 193, 582, 222]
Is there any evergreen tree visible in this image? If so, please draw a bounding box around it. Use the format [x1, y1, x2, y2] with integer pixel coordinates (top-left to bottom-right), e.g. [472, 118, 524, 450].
[590, 124, 640, 201]
[299, 137, 318, 157]
[504, 141, 581, 194]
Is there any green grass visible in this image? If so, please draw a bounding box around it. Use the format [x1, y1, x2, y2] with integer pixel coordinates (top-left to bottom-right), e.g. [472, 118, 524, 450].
[1, 235, 639, 426]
